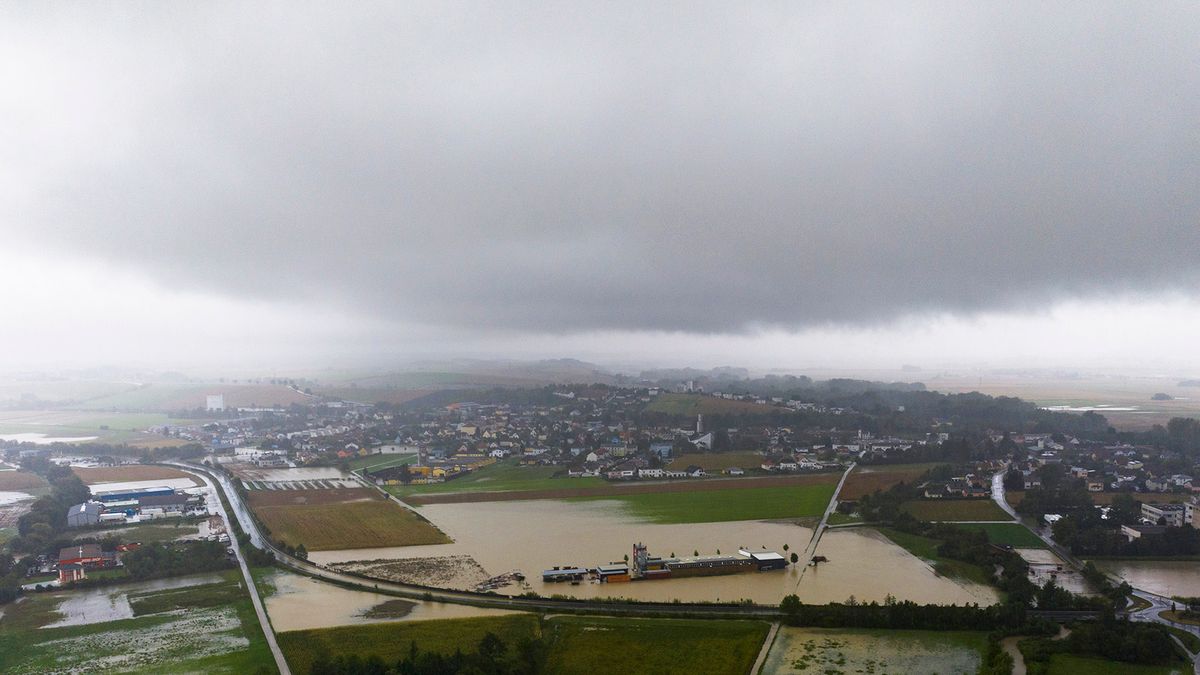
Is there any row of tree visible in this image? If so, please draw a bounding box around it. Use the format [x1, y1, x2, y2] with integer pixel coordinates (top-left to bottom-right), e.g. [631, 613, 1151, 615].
[309, 632, 547, 675]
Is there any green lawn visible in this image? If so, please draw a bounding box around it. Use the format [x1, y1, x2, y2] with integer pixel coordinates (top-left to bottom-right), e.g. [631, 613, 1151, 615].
[955, 522, 1047, 548]
[876, 527, 994, 587]
[278, 615, 541, 674]
[0, 570, 276, 674]
[1046, 654, 1187, 674]
[389, 459, 605, 497]
[543, 616, 769, 674]
[900, 499, 1012, 521]
[576, 483, 836, 523]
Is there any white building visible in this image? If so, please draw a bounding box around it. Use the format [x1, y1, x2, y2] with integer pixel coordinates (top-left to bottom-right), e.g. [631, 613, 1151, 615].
[206, 394, 225, 412]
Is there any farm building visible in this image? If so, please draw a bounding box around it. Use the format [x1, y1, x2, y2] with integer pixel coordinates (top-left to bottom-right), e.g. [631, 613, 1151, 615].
[66, 502, 103, 527]
[93, 486, 176, 503]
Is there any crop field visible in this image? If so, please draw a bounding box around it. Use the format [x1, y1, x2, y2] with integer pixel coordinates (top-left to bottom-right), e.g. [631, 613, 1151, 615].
[0, 571, 275, 674]
[400, 472, 840, 507]
[390, 459, 605, 497]
[956, 522, 1047, 548]
[72, 465, 201, 486]
[900, 499, 1011, 521]
[278, 615, 541, 674]
[544, 616, 768, 674]
[247, 488, 450, 550]
[671, 451, 765, 471]
[645, 393, 780, 416]
[0, 471, 47, 491]
[576, 482, 837, 523]
[762, 626, 988, 675]
[278, 614, 767, 675]
[839, 463, 945, 500]
[875, 527, 993, 586]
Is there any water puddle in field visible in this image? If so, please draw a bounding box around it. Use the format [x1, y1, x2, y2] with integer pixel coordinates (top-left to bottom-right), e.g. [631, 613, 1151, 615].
[262, 571, 518, 632]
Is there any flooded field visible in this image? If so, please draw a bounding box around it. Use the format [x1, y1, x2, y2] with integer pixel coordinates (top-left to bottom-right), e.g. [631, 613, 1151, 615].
[1093, 560, 1200, 598]
[44, 574, 225, 627]
[0, 490, 35, 529]
[1018, 548, 1094, 594]
[761, 626, 986, 674]
[263, 570, 519, 632]
[309, 500, 998, 605]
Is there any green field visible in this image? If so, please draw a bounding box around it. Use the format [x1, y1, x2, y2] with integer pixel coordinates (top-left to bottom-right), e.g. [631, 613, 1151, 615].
[576, 483, 836, 523]
[645, 393, 779, 416]
[249, 490, 451, 551]
[1045, 654, 1187, 675]
[763, 626, 988, 675]
[956, 522, 1047, 548]
[544, 616, 768, 674]
[278, 614, 768, 675]
[0, 410, 200, 446]
[389, 459, 606, 497]
[900, 499, 1012, 521]
[0, 570, 276, 674]
[876, 527, 994, 586]
[278, 615, 541, 674]
[348, 453, 418, 471]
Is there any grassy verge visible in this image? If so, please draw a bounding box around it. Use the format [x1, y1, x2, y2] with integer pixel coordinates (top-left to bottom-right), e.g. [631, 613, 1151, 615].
[1044, 653, 1185, 674]
[1159, 623, 1200, 653]
[1161, 610, 1200, 627]
[575, 483, 837, 523]
[277, 615, 541, 674]
[900, 499, 1012, 521]
[543, 616, 768, 674]
[875, 527, 994, 587]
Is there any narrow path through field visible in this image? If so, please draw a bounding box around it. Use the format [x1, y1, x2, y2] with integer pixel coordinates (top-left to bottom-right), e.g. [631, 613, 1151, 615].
[793, 457, 859, 588]
[751, 621, 780, 674]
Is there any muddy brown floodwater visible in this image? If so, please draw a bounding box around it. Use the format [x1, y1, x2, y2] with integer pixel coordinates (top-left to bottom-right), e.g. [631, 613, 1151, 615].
[308, 500, 998, 605]
[1092, 560, 1200, 598]
[262, 571, 519, 632]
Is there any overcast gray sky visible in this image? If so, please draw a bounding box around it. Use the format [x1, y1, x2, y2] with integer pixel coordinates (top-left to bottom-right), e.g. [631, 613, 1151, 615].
[1, 2, 1198, 372]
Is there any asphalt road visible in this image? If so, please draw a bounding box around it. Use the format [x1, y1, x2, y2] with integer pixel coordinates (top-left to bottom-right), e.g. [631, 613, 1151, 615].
[181, 466, 291, 675]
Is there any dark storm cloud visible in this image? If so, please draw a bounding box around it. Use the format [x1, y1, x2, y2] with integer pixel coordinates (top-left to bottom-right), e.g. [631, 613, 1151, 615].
[4, 1, 1199, 334]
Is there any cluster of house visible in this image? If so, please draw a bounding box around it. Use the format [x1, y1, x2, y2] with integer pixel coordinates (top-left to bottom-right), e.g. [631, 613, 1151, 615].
[1002, 433, 1199, 496]
[53, 543, 140, 584]
[921, 473, 993, 499]
[1120, 497, 1200, 541]
[66, 486, 207, 528]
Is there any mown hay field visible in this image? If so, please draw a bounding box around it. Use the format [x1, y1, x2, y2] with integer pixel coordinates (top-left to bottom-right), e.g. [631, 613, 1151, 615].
[72, 465, 200, 486]
[839, 463, 945, 500]
[900, 499, 1011, 522]
[248, 489, 450, 550]
[0, 471, 47, 491]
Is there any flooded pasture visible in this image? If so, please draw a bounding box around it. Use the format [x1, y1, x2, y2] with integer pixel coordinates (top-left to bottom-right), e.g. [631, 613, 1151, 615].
[309, 500, 998, 605]
[1093, 560, 1200, 598]
[43, 574, 225, 628]
[262, 570, 519, 632]
[761, 627, 985, 674]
